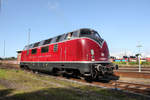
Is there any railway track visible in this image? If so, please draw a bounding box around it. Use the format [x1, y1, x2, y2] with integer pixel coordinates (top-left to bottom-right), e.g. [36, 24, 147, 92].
[57, 75, 150, 96]
[26, 70, 150, 97]
[118, 68, 150, 73]
[0, 65, 150, 97]
[109, 81, 150, 95]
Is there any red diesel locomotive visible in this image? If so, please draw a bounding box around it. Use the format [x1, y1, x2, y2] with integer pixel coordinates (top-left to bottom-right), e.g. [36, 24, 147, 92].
[20, 28, 117, 79]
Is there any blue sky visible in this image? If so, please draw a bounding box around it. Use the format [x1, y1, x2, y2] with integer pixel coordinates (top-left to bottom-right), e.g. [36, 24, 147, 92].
[0, 0, 150, 57]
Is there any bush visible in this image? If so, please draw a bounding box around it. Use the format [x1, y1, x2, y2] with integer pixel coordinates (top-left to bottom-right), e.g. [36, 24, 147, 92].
[113, 61, 150, 66]
[142, 62, 150, 65]
[128, 62, 138, 65]
[3, 57, 17, 60]
[113, 62, 127, 65]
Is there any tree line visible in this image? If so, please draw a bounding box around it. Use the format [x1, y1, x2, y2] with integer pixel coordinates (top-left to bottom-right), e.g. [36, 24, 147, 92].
[0, 57, 17, 60]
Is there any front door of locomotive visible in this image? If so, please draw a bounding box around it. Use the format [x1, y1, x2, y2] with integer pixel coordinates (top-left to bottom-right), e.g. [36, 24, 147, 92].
[57, 34, 67, 62]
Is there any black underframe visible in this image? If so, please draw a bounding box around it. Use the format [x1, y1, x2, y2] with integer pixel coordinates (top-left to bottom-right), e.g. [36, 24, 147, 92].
[20, 62, 95, 74]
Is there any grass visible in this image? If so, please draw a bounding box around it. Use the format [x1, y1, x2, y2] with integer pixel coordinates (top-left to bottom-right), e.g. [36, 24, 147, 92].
[113, 62, 150, 67]
[0, 84, 6, 89]
[0, 68, 149, 100]
[142, 62, 150, 65]
[0, 69, 7, 78]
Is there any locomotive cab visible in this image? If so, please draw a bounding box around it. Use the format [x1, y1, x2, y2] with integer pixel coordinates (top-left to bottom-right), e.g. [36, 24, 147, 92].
[80, 29, 104, 46]
[79, 28, 109, 61]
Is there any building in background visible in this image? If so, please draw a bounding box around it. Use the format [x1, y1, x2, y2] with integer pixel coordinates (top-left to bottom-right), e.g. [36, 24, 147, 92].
[17, 51, 22, 64]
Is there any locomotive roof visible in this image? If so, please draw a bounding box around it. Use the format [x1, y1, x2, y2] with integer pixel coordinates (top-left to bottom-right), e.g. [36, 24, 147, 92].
[23, 28, 98, 50]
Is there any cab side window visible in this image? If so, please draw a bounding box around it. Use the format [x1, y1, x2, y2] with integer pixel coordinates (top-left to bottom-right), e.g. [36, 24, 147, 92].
[43, 39, 52, 45]
[31, 49, 37, 54]
[34, 42, 40, 47]
[66, 32, 73, 40]
[72, 31, 78, 37]
[59, 34, 66, 41]
[51, 37, 57, 43]
[56, 35, 61, 42]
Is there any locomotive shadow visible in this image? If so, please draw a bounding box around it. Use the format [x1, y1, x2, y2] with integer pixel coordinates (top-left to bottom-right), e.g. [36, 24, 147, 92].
[36, 70, 120, 83]
[0, 89, 14, 98]
[0, 88, 84, 100]
[96, 75, 120, 83]
[0, 87, 121, 100]
[1, 86, 149, 100]
[35, 70, 81, 79]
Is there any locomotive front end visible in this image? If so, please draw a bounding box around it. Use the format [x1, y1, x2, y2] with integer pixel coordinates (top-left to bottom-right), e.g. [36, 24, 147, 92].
[79, 29, 118, 79]
[93, 41, 117, 79]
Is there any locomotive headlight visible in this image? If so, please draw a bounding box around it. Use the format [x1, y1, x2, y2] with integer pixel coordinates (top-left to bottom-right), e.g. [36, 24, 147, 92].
[91, 49, 94, 56]
[101, 53, 104, 56]
[91, 49, 95, 61]
[81, 39, 85, 45]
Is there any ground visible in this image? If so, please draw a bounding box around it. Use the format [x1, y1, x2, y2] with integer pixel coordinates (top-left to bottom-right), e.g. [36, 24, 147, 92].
[0, 68, 149, 100]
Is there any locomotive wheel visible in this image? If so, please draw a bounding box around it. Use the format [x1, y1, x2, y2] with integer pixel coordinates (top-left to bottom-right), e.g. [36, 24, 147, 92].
[52, 68, 60, 76]
[20, 65, 29, 70]
[108, 68, 113, 75]
[91, 66, 98, 79]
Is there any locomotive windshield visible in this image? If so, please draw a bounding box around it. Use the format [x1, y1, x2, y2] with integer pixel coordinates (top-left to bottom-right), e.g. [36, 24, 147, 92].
[80, 29, 104, 45]
[92, 30, 104, 45]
